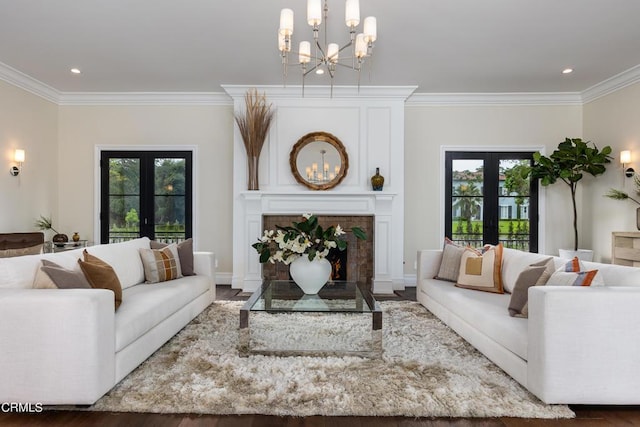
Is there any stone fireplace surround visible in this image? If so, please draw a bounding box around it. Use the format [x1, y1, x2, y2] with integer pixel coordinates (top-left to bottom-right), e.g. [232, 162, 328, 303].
[224, 85, 416, 294]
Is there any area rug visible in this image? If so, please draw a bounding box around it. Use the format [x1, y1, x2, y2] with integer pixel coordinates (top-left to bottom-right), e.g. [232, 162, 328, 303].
[90, 300, 574, 418]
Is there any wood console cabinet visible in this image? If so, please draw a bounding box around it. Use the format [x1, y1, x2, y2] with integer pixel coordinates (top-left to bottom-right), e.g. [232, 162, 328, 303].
[612, 231, 640, 266]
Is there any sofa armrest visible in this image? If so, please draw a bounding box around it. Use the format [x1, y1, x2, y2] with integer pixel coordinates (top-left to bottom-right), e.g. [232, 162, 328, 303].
[417, 250, 442, 283]
[528, 286, 640, 404]
[0, 289, 115, 404]
[194, 251, 216, 299]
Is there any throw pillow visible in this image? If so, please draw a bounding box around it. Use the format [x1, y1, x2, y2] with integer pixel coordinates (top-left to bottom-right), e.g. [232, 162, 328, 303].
[546, 270, 600, 287]
[549, 257, 605, 287]
[456, 243, 504, 293]
[435, 238, 466, 282]
[40, 259, 92, 289]
[150, 238, 195, 276]
[79, 250, 123, 310]
[139, 244, 183, 284]
[508, 257, 554, 318]
[0, 244, 44, 258]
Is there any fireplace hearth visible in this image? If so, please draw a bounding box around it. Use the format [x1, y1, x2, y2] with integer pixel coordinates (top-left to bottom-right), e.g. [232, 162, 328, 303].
[262, 215, 374, 285]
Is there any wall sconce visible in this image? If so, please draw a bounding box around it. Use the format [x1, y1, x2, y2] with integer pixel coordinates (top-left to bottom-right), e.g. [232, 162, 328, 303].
[621, 150, 634, 177]
[10, 149, 25, 176]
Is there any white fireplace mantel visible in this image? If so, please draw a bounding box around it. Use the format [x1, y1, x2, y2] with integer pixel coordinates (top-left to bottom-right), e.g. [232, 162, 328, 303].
[225, 85, 414, 294]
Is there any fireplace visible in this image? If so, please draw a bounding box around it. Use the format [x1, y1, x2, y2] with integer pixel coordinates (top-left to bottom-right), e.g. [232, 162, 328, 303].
[262, 215, 374, 284]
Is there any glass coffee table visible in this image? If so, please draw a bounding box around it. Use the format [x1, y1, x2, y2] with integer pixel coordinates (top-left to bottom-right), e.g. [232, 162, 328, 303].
[239, 280, 382, 358]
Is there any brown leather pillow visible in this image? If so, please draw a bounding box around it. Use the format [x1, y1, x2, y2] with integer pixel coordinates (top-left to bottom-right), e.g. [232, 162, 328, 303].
[78, 250, 123, 310]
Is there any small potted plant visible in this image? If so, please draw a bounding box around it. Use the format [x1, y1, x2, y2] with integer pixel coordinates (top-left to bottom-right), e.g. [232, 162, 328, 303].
[252, 213, 366, 294]
[524, 138, 612, 260]
[605, 174, 640, 229]
[35, 215, 68, 245]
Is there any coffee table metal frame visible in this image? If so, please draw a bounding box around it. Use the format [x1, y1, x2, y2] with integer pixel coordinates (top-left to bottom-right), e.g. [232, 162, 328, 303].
[239, 280, 382, 358]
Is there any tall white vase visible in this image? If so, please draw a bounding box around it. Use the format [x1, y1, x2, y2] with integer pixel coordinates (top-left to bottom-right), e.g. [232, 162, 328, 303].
[289, 256, 331, 294]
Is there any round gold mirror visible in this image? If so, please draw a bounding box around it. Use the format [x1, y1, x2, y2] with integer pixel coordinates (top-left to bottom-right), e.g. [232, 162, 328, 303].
[289, 131, 349, 191]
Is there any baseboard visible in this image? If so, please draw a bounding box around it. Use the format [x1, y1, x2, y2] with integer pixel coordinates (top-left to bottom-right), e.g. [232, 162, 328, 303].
[215, 272, 233, 285]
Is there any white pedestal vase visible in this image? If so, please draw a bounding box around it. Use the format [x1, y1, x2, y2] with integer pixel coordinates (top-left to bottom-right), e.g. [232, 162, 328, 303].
[558, 249, 594, 262]
[289, 256, 331, 294]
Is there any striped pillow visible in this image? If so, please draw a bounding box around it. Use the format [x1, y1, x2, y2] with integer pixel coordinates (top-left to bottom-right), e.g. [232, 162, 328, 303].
[139, 244, 183, 283]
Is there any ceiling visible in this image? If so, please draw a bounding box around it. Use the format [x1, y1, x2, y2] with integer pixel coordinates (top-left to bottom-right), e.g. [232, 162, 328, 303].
[1, 0, 640, 94]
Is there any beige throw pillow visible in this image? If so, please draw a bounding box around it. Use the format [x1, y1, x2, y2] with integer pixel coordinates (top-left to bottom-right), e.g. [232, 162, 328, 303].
[139, 244, 183, 283]
[39, 259, 92, 289]
[150, 238, 195, 276]
[456, 243, 504, 293]
[435, 238, 466, 282]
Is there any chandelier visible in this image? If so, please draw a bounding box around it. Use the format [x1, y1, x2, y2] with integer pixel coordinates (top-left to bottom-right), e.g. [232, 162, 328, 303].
[277, 0, 378, 95]
[304, 149, 341, 184]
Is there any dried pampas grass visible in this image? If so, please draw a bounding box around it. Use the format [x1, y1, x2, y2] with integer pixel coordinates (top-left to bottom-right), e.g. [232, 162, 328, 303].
[235, 88, 274, 158]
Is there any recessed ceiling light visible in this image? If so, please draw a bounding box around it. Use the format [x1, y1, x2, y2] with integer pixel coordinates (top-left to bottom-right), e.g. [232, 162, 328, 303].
[70, 68, 81, 74]
[562, 68, 573, 74]
[315, 68, 324, 75]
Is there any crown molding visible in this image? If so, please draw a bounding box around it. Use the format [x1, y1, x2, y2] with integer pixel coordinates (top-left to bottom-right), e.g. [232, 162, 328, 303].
[581, 64, 640, 104]
[57, 92, 232, 106]
[221, 84, 418, 100]
[0, 62, 59, 103]
[3, 58, 640, 107]
[406, 92, 582, 106]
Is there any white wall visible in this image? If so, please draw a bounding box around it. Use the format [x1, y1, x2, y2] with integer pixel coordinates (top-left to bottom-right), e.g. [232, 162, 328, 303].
[57, 105, 235, 276]
[5, 77, 628, 278]
[404, 104, 583, 274]
[583, 81, 640, 262]
[0, 80, 58, 233]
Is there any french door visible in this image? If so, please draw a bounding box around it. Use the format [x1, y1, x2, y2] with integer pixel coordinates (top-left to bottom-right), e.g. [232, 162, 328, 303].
[445, 151, 538, 252]
[100, 151, 192, 244]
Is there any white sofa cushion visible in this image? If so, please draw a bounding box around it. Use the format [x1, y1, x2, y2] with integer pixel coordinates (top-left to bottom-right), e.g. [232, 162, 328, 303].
[115, 276, 210, 352]
[422, 278, 528, 360]
[501, 247, 551, 293]
[86, 238, 149, 289]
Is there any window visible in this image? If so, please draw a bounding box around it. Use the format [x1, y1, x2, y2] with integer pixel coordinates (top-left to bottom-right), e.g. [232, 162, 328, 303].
[445, 151, 538, 252]
[100, 151, 192, 244]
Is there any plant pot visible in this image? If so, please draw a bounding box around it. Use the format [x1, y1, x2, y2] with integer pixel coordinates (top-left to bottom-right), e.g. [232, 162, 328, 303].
[558, 248, 593, 262]
[52, 233, 68, 243]
[289, 256, 331, 294]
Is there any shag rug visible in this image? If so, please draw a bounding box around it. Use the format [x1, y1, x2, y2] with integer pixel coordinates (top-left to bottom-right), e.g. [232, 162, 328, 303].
[90, 300, 574, 418]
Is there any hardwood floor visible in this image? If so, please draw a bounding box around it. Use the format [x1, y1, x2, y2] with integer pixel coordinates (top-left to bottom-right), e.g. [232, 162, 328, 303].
[1, 285, 638, 427]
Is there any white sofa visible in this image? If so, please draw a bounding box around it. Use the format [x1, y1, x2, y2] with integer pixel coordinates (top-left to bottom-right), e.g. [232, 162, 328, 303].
[0, 237, 215, 405]
[417, 246, 640, 404]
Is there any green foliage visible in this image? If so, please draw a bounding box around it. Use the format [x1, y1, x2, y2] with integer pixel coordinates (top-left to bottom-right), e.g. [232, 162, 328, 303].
[503, 162, 531, 220]
[125, 208, 140, 228]
[605, 174, 640, 206]
[252, 214, 367, 264]
[34, 215, 58, 234]
[525, 138, 612, 250]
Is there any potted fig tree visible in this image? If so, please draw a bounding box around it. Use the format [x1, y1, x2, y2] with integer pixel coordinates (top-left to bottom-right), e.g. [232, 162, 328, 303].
[525, 138, 612, 260]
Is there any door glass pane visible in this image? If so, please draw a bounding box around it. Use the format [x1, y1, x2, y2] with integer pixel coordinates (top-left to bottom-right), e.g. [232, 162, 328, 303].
[499, 159, 531, 251]
[108, 158, 140, 243]
[451, 159, 484, 248]
[154, 158, 186, 243]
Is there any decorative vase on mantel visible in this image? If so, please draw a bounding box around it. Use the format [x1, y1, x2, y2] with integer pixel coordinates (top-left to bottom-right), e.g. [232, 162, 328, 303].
[289, 256, 332, 294]
[234, 89, 274, 191]
[371, 167, 385, 191]
[247, 155, 260, 191]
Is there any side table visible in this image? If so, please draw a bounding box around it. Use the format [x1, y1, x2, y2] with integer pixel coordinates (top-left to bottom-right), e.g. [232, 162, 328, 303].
[44, 240, 90, 253]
